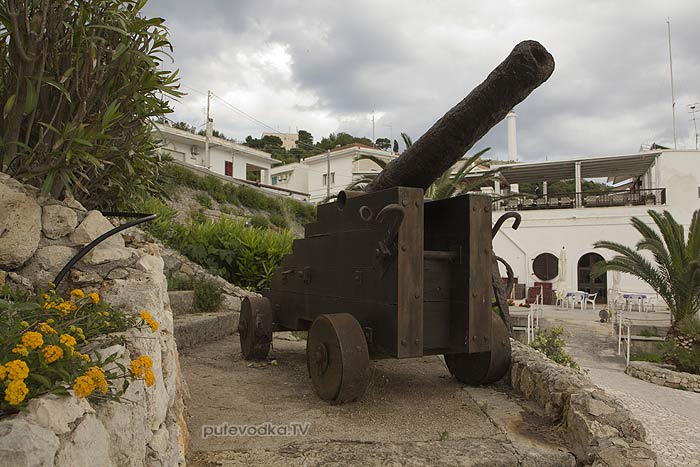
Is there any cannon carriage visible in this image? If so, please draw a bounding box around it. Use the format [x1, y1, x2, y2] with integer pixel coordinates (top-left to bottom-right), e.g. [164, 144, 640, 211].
[237, 40, 555, 404]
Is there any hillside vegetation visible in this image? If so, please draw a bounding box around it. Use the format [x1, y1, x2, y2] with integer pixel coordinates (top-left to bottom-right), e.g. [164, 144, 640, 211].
[135, 164, 315, 290]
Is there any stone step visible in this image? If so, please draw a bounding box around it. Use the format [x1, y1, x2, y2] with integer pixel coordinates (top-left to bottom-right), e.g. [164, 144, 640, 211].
[168, 290, 242, 316]
[174, 311, 239, 350]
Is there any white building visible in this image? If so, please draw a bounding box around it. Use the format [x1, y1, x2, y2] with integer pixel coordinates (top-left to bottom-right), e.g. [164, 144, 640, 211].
[270, 144, 398, 203]
[491, 149, 700, 305]
[153, 123, 274, 184]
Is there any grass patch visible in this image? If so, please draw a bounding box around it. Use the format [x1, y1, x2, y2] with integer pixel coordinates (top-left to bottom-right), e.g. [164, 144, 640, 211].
[195, 192, 213, 209]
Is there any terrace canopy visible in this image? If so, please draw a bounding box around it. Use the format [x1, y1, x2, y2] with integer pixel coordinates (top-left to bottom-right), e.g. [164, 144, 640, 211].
[497, 152, 660, 186]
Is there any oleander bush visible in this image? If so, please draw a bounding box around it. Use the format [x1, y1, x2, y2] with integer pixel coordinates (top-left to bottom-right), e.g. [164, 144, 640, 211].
[0, 0, 181, 209]
[0, 287, 158, 416]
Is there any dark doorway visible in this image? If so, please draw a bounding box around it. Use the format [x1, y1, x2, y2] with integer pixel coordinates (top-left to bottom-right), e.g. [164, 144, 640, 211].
[577, 253, 606, 303]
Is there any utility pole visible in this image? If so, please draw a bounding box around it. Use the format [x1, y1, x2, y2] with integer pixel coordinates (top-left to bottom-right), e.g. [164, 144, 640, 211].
[667, 19, 677, 149]
[326, 149, 331, 199]
[205, 90, 212, 168]
[689, 103, 700, 150]
[372, 110, 375, 147]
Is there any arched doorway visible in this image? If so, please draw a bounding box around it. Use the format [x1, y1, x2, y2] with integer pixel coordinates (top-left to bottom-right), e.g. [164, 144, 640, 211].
[577, 253, 606, 303]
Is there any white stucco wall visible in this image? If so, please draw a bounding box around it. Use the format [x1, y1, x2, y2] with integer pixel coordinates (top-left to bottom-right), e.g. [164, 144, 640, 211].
[492, 150, 700, 303]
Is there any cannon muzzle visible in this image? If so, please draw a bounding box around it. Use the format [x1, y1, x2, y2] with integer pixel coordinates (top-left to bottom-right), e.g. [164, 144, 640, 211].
[364, 40, 554, 193]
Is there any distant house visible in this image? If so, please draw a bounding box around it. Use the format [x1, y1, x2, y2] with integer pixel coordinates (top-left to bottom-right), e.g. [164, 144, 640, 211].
[270, 144, 398, 203]
[262, 132, 298, 151]
[153, 123, 275, 184]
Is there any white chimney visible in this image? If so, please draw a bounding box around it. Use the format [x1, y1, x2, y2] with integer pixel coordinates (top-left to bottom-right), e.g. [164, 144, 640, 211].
[506, 111, 517, 162]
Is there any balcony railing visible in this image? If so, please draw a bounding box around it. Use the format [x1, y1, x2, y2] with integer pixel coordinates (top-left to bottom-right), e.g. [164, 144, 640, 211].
[496, 187, 666, 211]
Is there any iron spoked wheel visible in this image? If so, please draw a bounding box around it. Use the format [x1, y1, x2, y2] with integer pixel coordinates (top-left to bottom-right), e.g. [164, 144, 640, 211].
[238, 296, 273, 360]
[444, 312, 511, 385]
[307, 313, 369, 404]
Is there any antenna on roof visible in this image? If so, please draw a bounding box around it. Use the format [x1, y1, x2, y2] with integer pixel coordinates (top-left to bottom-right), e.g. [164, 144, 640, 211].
[667, 19, 678, 149]
[689, 103, 700, 150]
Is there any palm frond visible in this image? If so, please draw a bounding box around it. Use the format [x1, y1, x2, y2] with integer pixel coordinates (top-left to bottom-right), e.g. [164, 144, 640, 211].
[353, 154, 388, 170]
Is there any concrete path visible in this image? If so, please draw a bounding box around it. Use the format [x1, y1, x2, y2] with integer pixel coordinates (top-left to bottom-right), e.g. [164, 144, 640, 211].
[537, 307, 700, 467]
[181, 334, 574, 467]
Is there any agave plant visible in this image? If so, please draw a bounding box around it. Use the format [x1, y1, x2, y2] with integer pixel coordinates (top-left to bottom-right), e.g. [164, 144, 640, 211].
[593, 210, 700, 327]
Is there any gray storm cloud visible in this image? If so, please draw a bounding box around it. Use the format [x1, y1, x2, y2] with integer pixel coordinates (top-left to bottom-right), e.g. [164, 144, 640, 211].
[144, 0, 700, 160]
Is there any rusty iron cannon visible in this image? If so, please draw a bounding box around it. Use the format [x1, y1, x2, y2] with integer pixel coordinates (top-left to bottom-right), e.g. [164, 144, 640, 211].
[238, 40, 555, 404]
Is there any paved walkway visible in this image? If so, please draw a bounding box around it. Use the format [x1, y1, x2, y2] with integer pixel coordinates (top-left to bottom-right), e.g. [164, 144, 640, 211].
[535, 307, 700, 467]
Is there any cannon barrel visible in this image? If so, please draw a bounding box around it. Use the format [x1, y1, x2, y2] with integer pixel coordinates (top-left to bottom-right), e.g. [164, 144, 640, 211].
[364, 40, 555, 193]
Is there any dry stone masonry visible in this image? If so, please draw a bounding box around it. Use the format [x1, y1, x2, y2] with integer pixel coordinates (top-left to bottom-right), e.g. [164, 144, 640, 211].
[0, 172, 187, 466]
[626, 361, 700, 393]
[509, 340, 658, 467]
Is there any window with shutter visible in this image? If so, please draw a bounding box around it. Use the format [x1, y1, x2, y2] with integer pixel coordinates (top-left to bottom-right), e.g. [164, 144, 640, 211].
[532, 253, 558, 281]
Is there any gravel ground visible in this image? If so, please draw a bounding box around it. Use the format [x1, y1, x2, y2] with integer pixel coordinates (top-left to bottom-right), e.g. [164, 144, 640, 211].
[181, 334, 574, 467]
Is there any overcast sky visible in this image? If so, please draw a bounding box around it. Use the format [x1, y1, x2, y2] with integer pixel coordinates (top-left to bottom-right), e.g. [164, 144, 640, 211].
[144, 0, 700, 161]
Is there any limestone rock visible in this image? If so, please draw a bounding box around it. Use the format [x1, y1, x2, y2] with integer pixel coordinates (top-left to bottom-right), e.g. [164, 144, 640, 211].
[55, 414, 112, 467]
[42, 204, 78, 239]
[0, 418, 60, 467]
[70, 210, 124, 248]
[69, 269, 104, 285]
[0, 174, 42, 269]
[62, 194, 87, 212]
[19, 245, 77, 287]
[24, 395, 94, 435]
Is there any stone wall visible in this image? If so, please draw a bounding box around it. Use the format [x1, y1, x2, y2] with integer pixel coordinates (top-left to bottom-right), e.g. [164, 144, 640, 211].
[0, 172, 187, 466]
[626, 361, 700, 393]
[509, 340, 657, 467]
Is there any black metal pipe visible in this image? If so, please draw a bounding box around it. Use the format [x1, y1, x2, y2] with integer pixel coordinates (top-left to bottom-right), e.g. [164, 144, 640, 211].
[492, 212, 521, 238]
[53, 213, 157, 288]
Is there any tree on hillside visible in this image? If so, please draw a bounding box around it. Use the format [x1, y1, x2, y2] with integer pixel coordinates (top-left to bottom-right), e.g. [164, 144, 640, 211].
[297, 129, 313, 147]
[393, 139, 399, 153]
[172, 121, 196, 132]
[0, 0, 182, 208]
[375, 138, 391, 151]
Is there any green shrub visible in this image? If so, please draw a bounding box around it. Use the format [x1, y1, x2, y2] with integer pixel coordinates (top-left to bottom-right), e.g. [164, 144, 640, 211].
[138, 204, 293, 290]
[0, 0, 181, 209]
[249, 214, 270, 229]
[679, 316, 700, 340]
[166, 273, 192, 291]
[269, 213, 290, 229]
[284, 198, 316, 225]
[530, 326, 581, 371]
[192, 278, 222, 313]
[195, 193, 213, 209]
[188, 207, 207, 224]
[659, 339, 700, 374]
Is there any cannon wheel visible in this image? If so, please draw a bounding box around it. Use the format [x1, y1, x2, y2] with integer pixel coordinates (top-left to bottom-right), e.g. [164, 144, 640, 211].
[307, 313, 369, 404]
[238, 296, 273, 360]
[443, 312, 511, 385]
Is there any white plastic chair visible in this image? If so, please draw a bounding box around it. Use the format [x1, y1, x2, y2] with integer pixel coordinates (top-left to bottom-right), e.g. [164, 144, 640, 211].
[570, 292, 586, 310]
[584, 293, 597, 310]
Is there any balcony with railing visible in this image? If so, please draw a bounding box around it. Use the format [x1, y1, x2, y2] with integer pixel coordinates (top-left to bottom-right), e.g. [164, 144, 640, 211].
[496, 187, 666, 211]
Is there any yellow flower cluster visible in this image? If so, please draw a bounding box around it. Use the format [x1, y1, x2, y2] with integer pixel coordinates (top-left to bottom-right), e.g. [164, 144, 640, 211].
[22, 331, 43, 349]
[42, 345, 64, 363]
[70, 289, 85, 299]
[12, 345, 28, 356]
[130, 355, 155, 387]
[90, 292, 100, 304]
[68, 325, 85, 342]
[38, 321, 57, 334]
[44, 300, 77, 315]
[139, 311, 159, 333]
[4, 381, 29, 406]
[60, 333, 77, 351]
[73, 366, 109, 398]
[1, 360, 30, 405]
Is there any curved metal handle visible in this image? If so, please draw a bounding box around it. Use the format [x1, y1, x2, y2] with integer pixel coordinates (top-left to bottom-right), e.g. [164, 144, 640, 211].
[495, 255, 515, 298]
[492, 212, 521, 238]
[53, 212, 157, 288]
[374, 204, 405, 258]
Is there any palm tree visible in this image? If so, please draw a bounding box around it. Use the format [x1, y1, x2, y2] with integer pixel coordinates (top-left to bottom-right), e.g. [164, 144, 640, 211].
[593, 210, 700, 329]
[346, 131, 499, 198]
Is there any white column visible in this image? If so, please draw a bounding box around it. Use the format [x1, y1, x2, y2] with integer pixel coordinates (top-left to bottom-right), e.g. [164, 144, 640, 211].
[575, 161, 582, 207]
[494, 179, 501, 209]
[543, 181, 548, 197]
